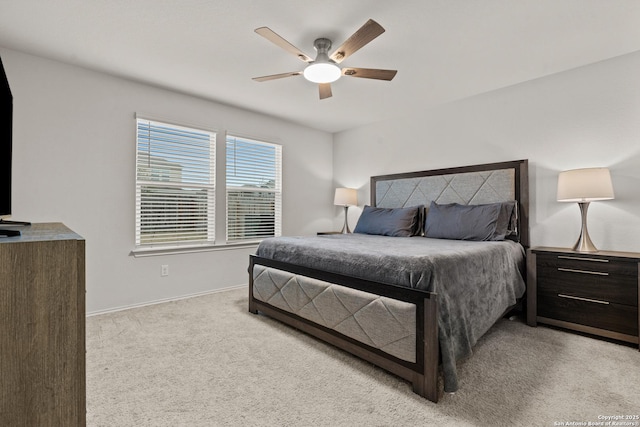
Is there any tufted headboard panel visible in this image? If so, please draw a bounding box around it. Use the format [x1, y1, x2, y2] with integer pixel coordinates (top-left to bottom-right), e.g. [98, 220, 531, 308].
[371, 160, 529, 247]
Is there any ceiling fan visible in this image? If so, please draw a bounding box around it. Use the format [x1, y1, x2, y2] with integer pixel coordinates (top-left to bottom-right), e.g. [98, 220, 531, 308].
[252, 19, 397, 100]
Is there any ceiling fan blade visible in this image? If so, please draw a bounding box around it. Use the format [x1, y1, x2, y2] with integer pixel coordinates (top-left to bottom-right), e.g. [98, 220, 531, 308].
[329, 19, 385, 64]
[319, 83, 332, 99]
[252, 71, 302, 82]
[342, 67, 397, 81]
[255, 27, 313, 63]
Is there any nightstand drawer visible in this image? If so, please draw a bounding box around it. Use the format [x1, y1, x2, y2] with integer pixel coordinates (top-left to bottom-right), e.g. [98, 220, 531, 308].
[537, 255, 638, 306]
[539, 253, 637, 276]
[538, 291, 639, 336]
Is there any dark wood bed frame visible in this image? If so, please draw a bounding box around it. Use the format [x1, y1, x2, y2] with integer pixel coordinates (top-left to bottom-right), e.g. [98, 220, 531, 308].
[248, 159, 529, 403]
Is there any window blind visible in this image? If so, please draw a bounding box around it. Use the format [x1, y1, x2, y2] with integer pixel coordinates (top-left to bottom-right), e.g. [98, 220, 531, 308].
[135, 119, 216, 247]
[226, 135, 282, 242]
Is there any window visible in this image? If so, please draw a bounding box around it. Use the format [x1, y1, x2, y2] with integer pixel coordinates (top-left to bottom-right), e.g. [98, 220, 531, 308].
[226, 135, 282, 242]
[135, 118, 216, 248]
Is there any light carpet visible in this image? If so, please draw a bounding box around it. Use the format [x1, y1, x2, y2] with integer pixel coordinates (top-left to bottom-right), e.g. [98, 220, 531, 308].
[86, 287, 640, 426]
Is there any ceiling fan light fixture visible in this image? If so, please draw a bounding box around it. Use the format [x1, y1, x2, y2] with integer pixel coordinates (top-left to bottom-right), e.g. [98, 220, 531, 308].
[253, 21, 396, 99]
[303, 62, 341, 84]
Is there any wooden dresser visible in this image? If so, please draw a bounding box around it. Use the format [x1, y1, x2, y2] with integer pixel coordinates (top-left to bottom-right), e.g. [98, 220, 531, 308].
[527, 246, 639, 348]
[0, 223, 86, 426]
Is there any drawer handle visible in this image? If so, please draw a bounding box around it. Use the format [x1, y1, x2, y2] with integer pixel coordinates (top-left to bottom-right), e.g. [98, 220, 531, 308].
[558, 293, 610, 305]
[557, 267, 608, 276]
[558, 255, 609, 263]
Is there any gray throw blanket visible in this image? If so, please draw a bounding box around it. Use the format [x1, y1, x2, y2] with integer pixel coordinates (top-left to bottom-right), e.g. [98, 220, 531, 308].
[256, 233, 526, 392]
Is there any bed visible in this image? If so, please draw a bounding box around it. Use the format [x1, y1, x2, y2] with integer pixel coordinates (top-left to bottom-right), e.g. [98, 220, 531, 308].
[248, 159, 529, 402]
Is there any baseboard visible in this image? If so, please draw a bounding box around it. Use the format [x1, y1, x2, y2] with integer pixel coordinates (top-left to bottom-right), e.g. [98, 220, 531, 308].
[86, 284, 248, 317]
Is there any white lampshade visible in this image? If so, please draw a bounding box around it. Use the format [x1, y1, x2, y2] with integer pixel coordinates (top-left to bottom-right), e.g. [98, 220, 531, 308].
[334, 188, 357, 206]
[557, 168, 614, 202]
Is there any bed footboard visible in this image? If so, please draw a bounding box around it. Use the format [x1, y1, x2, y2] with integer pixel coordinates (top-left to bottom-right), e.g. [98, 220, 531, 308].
[248, 255, 439, 402]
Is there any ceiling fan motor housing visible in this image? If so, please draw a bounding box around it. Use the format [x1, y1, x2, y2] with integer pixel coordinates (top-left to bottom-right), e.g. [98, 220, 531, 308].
[313, 38, 333, 62]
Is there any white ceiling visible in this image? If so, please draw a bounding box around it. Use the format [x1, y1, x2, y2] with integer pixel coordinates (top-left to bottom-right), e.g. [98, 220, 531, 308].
[1, 0, 639, 133]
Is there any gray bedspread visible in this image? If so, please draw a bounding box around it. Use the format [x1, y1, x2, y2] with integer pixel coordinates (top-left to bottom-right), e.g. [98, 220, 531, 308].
[255, 233, 526, 392]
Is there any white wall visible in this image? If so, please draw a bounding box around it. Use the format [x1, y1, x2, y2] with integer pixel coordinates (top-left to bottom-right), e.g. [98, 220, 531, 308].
[1, 48, 334, 314]
[334, 51, 640, 253]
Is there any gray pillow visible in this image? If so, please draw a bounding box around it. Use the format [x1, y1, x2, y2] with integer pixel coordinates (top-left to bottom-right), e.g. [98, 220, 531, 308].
[496, 201, 517, 240]
[424, 201, 515, 241]
[354, 205, 422, 237]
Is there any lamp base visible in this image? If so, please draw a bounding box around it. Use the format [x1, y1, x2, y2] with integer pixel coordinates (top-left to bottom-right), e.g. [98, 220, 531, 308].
[572, 202, 598, 252]
[340, 206, 351, 234]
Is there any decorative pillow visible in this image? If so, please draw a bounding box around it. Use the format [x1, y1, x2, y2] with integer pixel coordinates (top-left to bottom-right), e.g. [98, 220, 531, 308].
[354, 205, 422, 237]
[424, 201, 515, 241]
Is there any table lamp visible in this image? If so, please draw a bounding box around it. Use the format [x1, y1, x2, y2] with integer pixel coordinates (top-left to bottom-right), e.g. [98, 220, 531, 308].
[557, 167, 614, 252]
[334, 188, 357, 234]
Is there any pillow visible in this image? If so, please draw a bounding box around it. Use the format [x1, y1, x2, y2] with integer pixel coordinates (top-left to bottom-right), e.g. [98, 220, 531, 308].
[354, 205, 422, 237]
[497, 201, 518, 239]
[424, 201, 515, 241]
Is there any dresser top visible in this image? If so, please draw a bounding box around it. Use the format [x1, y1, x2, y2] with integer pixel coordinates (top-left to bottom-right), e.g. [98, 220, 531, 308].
[0, 223, 83, 243]
[531, 246, 640, 261]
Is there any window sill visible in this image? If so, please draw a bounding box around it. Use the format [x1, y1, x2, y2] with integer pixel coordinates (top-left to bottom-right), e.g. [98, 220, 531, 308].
[130, 241, 260, 257]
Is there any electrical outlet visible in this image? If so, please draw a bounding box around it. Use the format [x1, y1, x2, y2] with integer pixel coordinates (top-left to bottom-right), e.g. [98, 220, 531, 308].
[161, 265, 169, 277]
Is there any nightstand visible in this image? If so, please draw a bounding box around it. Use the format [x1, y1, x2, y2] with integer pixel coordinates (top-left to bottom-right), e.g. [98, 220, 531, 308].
[527, 247, 639, 348]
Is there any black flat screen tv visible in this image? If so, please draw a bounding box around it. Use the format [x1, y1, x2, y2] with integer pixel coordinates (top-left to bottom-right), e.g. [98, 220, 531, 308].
[0, 56, 29, 236]
[0, 55, 12, 218]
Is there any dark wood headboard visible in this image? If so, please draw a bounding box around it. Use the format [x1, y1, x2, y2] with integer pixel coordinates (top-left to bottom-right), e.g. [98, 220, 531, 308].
[370, 159, 529, 248]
